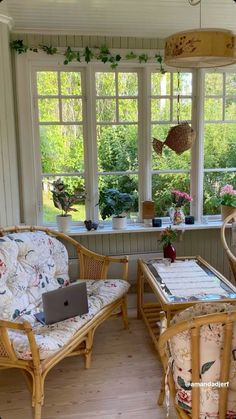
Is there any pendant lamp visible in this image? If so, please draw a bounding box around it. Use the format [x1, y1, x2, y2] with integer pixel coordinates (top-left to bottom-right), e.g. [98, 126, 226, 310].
[164, 0, 236, 68]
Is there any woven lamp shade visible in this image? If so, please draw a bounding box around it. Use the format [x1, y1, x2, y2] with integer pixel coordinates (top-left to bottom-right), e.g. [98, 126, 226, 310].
[165, 29, 236, 68]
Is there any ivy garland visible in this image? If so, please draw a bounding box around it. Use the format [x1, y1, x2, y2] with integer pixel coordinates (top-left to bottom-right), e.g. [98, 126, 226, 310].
[10, 39, 165, 73]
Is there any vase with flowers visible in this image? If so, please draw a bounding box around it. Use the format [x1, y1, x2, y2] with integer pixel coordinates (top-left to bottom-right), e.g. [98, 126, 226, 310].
[169, 190, 193, 225]
[160, 226, 178, 263]
[219, 184, 236, 221]
[51, 178, 85, 232]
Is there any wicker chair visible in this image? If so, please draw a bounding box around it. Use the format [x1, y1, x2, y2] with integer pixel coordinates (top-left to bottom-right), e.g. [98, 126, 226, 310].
[158, 305, 236, 419]
[0, 225, 129, 419]
[221, 211, 236, 282]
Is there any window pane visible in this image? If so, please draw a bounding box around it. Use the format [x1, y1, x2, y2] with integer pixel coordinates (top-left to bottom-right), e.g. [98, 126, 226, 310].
[151, 99, 170, 121]
[118, 73, 138, 96]
[205, 73, 223, 95]
[60, 72, 82, 95]
[97, 125, 138, 171]
[96, 99, 116, 122]
[226, 73, 236, 95]
[42, 176, 86, 223]
[38, 98, 59, 122]
[203, 171, 236, 215]
[173, 72, 192, 96]
[152, 173, 191, 217]
[204, 123, 236, 169]
[96, 72, 115, 96]
[225, 99, 236, 120]
[173, 98, 192, 121]
[37, 71, 58, 95]
[62, 98, 83, 122]
[151, 73, 170, 96]
[40, 125, 84, 173]
[119, 99, 138, 122]
[204, 99, 223, 121]
[98, 174, 138, 219]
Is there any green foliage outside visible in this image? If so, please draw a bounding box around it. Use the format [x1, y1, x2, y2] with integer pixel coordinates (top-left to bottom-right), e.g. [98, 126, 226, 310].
[37, 70, 236, 221]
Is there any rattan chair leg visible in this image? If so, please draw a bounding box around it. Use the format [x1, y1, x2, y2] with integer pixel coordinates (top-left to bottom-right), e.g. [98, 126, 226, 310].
[32, 372, 44, 419]
[85, 329, 95, 369]
[157, 372, 165, 406]
[121, 296, 129, 329]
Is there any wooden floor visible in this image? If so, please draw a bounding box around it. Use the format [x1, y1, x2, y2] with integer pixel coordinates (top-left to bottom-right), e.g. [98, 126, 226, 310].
[0, 312, 176, 419]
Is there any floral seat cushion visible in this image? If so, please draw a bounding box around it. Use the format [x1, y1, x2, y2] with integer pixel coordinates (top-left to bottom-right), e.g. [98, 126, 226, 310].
[0, 231, 69, 320]
[10, 279, 129, 360]
[170, 303, 236, 419]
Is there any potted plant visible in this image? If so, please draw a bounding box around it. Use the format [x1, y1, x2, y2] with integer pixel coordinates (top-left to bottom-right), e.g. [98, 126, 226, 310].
[98, 188, 135, 229]
[169, 190, 193, 225]
[159, 225, 178, 262]
[51, 178, 85, 232]
[218, 184, 236, 221]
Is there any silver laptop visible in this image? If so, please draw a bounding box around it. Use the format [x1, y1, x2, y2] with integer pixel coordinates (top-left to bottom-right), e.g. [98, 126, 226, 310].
[34, 282, 89, 325]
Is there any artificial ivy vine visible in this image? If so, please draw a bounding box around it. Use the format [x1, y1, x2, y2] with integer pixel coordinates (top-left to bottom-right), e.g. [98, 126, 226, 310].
[10, 39, 165, 73]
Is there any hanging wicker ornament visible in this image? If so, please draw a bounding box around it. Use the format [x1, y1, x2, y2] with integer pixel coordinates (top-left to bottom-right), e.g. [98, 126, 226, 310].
[152, 72, 196, 155]
[153, 122, 196, 155]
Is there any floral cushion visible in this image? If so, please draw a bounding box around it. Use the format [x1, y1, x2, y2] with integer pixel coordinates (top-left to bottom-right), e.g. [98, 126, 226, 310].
[9, 279, 129, 360]
[170, 303, 236, 418]
[0, 231, 69, 320]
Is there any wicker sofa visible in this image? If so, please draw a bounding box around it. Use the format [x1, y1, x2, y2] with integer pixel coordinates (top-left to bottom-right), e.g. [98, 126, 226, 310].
[0, 226, 130, 419]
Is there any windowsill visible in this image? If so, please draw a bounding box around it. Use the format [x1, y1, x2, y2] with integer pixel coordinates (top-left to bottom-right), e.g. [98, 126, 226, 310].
[54, 219, 227, 236]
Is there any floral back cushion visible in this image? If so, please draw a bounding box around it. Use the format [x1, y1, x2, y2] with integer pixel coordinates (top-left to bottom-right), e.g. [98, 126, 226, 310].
[0, 231, 69, 320]
[170, 303, 236, 418]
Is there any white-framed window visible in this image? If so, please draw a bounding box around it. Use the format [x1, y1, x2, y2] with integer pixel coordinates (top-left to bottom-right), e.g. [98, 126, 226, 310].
[150, 71, 193, 216]
[203, 70, 236, 215]
[34, 69, 86, 223]
[95, 70, 139, 219]
[15, 53, 236, 226]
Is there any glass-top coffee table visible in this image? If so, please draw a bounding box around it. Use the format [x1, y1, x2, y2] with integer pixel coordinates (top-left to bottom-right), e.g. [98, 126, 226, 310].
[137, 255, 236, 406]
[137, 256, 236, 344]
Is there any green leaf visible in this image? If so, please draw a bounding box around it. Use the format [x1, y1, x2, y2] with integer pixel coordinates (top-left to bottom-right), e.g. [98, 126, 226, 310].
[10, 40, 28, 54]
[40, 45, 57, 55]
[178, 401, 191, 412]
[125, 51, 137, 60]
[84, 46, 93, 63]
[177, 376, 192, 390]
[201, 361, 215, 375]
[138, 53, 149, 63]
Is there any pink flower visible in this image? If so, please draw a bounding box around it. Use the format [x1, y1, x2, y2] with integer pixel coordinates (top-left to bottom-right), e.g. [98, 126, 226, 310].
[177, 389, 191, 403]
[220, 184, 235, 196]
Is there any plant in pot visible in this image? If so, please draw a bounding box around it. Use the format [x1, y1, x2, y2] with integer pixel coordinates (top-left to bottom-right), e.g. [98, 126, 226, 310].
[98, 188, 135, 230]
[169, 190, 193, 225]
[219, 184, 236, 221]
[51, 178, 85, 232]
[159, 225, 178, 263]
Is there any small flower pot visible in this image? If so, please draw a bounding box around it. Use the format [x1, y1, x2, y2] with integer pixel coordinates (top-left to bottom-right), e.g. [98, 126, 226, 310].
[112, 216, 127, 230]
[163, 244, 176, 263]
[56, 214, 72, 233]
[170, 207, 185, 225]
[221, 205, 236, 222]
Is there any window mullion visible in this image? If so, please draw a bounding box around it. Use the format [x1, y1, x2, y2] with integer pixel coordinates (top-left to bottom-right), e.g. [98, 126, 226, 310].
[138, 67, 152, 221]
[191, 69, 205, 222]
[84, 65, 98, 221]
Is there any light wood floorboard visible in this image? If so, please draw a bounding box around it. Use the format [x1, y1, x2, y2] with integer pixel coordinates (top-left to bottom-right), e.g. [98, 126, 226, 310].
[0, 312, 176, 419]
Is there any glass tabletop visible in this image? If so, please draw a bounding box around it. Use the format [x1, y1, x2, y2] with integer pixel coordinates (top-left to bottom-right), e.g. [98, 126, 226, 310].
[145, 258, 236, 304]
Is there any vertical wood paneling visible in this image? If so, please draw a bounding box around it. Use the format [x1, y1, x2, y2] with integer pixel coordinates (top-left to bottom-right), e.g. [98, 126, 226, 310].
[11, 33, 165, 51]
[66, 35, 75, 47]
[66, 228, 233, 284]
[0, 22, 20, 226]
